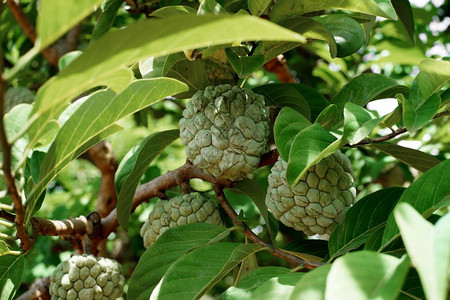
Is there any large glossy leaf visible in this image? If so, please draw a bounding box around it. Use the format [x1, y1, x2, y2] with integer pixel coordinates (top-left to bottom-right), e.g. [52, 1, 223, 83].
[314, 15, 364, 57]
[226, 48, 264, 78]
[152, 243, 262, 299]
[150, 6, 196, 18]
[36, 0, 104, 50]
[220, 267, 290, 300]
[27, 14, 306, 146]
[284, 240, 329, 259]
[248, 0, 271, 16]
[392, 0, 415, 44]
[166, 59, 210, 97]
[287, 84, 328, 121]
[370, 143, 441, 173]
[328, 187, 404, 261]
[128, 223, 230, 300]
[382, 160, 450, 249]
[91, 0, 123, 42]
[270, 0, 397, 23]
[140, 53, 185, 78]
[289, 265, 331, 300]
[314, 104, 340, 130]
[331, 74, 409, 112]
[287, 123, 340, 187]
[250, 272, 304, 299]
[25, 79, 187, 224]
[325, 252, 410, 300]
[0, 254, 24, 300]
[253, 84, 311, 120]
[403, 79, 441, 133]
[417, 58, 450, 100]
[116, 130, 180, 230]
[273, 107, 311, 161]
[395, 203, 450, 300]
[342, 102, 383, 145]
[227, 179, 274, 239]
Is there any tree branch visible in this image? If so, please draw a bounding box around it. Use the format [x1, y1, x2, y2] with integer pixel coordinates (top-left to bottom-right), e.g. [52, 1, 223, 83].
[16, 277, 51, 300]
[263, 55, 297, 83]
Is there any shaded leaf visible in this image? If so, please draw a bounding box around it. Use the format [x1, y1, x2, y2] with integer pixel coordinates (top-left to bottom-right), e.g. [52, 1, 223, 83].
[289, 265, 331, 300]
[150, 6, 196, 18]
[284, 239, 329, 259]
[153, 243, 262, 299]
[343, 102, 383, 145]
[287, 84, 328, 121]
[166, 59, 210, 98]
[128, 223, 230, 300]
[253, 84, 311, 120]
[314, 104, 340, 130]
[328, 187, 405, 260]
[248, 0, 271, 16]
[273, 107, 311, 161]
[116, 130, 180, 230]
[392, 0, 415, 44]
[26, 79, 187, 224]
[0, 254, 24, 300]
[314, 15, 364, 57]
[417, 58, 450, 100]
[226, 48, 264, 78]
[395, 203, 450, 300]
[382, 160, 450, 250]
[370, 142, 441, 173]
[325, 251, 410, 300]
[287, 123, 340, 187]
[28, 15, 306, 145]
[270, 0, 397, 23]
[37, 0, 104, 50]
[91, 0, 123, 42]
[250, 272, 303, 299]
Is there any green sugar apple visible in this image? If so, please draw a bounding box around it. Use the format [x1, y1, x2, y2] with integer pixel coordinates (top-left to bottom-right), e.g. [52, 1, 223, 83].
[49, 254, 125, 300]
[266, 150, 356, 235]
[140, 192, 223, 248]
[179, 84, 269, 181]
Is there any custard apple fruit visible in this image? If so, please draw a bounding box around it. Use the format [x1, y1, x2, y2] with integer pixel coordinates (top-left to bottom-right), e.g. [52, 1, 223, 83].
[140, 192, 223, 248]
[266, 150, 356, 235]
[203, 59, 234, 85]
[179, 84, 269, 181]
[49, 254, 125, 300]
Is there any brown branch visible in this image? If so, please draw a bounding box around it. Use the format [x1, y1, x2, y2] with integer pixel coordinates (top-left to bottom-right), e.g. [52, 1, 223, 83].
[16, 277, 51, 300]
[212, 182, 322, 269]
[263, 55, 297, 83]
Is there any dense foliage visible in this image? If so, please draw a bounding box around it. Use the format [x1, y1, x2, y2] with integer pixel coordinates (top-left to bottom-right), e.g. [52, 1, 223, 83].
[0, 0, 449, 299]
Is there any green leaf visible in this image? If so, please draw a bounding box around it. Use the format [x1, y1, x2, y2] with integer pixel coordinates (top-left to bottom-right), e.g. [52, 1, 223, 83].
[225, 48, 264, 78]
[116, 130, 180, 230]
[287, 123, 339, 187]
[278, 17, 337, 58]
[342, 102, 383, 145]
[270, 0, 397, 23]
[220, 267, 290, 300]
[227, 179, 274, 239]
[150, 6, 196, 18]
[36, 0, 104, 50]
[289, 265, 331, 300]
[395, 203, 449, 300]
[0, 254, 24, 300]
[403, 82, 441, 133]
[198, 0, 228, 15]
[328, 187, 405, 261]
[248, 0, 271, 16]
[4, 104, 32, 168]
[284, 240, 329, 259]
[325, 252, 410, 300]
[26, 79, 187, 224]
[253, 84, 311, 120]
[58, 51, 83, 71]
[332, 73, 409, 113]
[314, 104, 340, 130]
[417, 58, 450, 100]
[128, 223, 230, 300]
[28, 14, 306, 144]
[287, 84, 328, 121]
[140, 53, 185, 78]
[166, 59, 210, 98]
[392, 0, 415, 44]
[369, 143, 441, 173]
[273, 107, 311, 161]
[314, 15, 364, 57]
[153, 243, 262, 299]
[382, 160, 450, 250]
[91, 0, 124, 43]
[250, 272, 303, 299]
[0, 241, 11, 255]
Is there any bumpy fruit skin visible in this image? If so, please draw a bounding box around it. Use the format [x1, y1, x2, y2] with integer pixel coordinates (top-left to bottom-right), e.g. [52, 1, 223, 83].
[203, 59, 234, 85]
[140, 193, 223, 248]
[266, 151, 356, 235]
[49, 254, 125, 300]
[179, 85, 269, 181]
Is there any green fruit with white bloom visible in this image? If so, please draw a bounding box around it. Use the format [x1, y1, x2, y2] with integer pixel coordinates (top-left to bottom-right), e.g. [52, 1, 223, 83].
[49, 254, 125, 300]
[140, 193, 223, 248]
[179, 84, 270, 181]
[266, 150, 356, 235]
